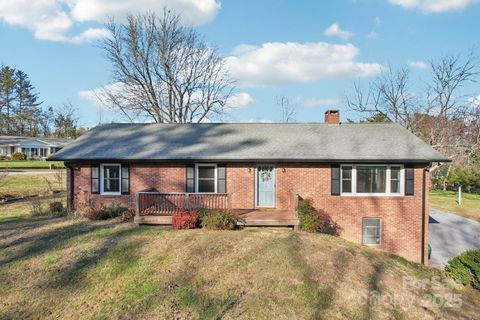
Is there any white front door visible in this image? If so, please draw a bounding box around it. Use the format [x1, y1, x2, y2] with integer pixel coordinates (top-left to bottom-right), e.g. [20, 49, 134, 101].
[256, 165, 276, 207]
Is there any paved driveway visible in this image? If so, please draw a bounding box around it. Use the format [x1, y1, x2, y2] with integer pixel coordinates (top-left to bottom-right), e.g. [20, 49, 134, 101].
[429, 208, 480, 268]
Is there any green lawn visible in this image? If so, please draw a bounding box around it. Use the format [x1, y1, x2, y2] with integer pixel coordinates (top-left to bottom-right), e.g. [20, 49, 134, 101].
[430, 190, 480, 221]
[0, 198, 479, 319]
[0, 160, 64, 169]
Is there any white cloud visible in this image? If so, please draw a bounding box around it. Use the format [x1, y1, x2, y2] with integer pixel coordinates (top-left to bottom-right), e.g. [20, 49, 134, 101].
[389, 0, 480, 13]
[0, 0, 220, 43]
[227, 92, 254, 108]
[295, 96, 342, 108]
[367, 31, 379, 40]
[78, 84, 110, 106]
[407, 60, 428, 69]
[70, 28, 111, 44]
[323, 23, 353, 40]
[226, 42, 385, 86]
[374, 16, 382, 26]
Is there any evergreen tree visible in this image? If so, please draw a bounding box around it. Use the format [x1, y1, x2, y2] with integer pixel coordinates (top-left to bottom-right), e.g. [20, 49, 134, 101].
[14, 70, 42, 136]
[0, 66, 17, 134]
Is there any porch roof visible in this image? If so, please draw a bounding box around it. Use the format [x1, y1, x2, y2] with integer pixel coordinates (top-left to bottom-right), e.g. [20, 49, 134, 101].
[50, 122, 448, 163]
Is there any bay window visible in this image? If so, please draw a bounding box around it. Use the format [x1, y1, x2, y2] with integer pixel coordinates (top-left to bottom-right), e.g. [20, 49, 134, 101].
[340, 165, 404, 195]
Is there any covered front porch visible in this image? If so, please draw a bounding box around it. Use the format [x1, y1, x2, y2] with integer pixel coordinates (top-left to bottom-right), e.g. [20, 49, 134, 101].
[134, 192, 299, 229]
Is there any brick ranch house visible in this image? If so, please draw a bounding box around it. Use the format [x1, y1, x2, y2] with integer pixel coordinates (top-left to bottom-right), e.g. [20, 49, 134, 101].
[51, 110, 448, 264]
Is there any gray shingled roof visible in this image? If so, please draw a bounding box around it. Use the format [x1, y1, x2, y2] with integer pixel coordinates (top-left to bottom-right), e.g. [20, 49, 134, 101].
[0, 135, 71, 147]
[50, 123, 448, 163]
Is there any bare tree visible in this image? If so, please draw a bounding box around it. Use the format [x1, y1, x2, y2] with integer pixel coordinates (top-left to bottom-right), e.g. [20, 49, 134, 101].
[276, 96, 297, 122]
[99, 11, 235, 123]
[346, 53, 480, 189]
[346, 67, 421, 131]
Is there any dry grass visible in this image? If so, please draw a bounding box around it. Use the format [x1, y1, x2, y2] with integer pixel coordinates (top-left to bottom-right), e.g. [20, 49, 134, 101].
[0, 199, 479, 319]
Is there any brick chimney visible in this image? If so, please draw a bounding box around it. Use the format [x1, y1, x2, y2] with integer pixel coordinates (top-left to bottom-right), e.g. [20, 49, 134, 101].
[324, 110, 340, 125]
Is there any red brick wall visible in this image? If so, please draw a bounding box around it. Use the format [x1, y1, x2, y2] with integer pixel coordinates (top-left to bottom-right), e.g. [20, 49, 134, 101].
[275, 163, 428, 263]
[68, 162, 428, 264]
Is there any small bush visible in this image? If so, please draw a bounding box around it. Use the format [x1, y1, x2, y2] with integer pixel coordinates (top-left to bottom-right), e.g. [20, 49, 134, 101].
[119, 209, 135, 222]
[12, 151, 26, 160]
[172, 209, 200, 229]
[298, 198, 323, 232]
[49, 201, 63, 213]
[0, 154, 10, 160]
[30, 197, 46, 216]
[49, 201, 67, 216]
[297, 198, 340, 235]
[105, 204, 127, 218]
[200, 209, 239, 230]
[82, 204, 127, 220]
[445, 249, 480, 290]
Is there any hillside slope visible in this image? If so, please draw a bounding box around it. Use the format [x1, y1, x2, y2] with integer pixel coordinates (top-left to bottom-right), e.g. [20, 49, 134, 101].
[0, 203, 479, 319]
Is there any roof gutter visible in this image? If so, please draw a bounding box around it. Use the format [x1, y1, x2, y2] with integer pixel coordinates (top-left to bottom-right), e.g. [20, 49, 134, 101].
[48, 158, 451, 164]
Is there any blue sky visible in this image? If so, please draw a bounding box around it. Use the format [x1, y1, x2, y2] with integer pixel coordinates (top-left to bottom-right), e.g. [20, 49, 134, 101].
[0, 0, 479, 127]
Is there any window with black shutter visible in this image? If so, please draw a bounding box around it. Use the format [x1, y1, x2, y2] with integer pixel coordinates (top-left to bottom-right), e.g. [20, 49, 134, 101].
[217, 164, 226, 193]
[405, 166, 414, 196]
[121, 165, 130, 194]
[186, 164, 195, 192]
[331, 164, 341, 195]
[91, 164, 100, 194]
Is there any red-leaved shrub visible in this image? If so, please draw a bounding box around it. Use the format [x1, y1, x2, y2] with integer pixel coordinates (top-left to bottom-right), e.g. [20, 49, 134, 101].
[172, 210, 199, 229]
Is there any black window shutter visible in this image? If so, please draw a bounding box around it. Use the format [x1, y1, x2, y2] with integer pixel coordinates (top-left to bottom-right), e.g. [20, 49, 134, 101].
[217, 164, 227, 193]
[121, 164, 130, 195]
[91, 164, 100, 194]
[186, 164, 195, 192]
[405, 165, 414, 196]
[331, 164, 340, 195]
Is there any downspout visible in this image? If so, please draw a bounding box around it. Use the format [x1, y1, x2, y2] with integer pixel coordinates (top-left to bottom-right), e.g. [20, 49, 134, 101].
[65, 163, 75, 212]
[421, 167, 427, 265]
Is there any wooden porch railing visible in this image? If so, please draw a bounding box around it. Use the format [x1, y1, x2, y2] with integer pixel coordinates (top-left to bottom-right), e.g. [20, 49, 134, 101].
[136, 192, 231, 216]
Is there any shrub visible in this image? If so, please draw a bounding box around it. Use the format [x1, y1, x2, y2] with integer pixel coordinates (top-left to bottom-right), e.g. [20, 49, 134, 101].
[12, 151, 26, 160]
[30, 197, 46, 216]
[0, 154, 10, 160]
[172, 209, 200, 229]
[119, 209, 135, 222]
[298, 198, 323, 232]
[297, 198, 340, 235]
[49, 201, 66, 215]
[105, 204, 127, 218]
[445, 249, 480, 290]
[49, 201, 63, 212]
[200, 209, 239, 230]
[82, 204, 127, 220]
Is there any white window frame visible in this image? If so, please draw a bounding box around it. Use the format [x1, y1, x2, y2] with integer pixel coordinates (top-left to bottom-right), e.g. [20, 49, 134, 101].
[340, 164, 404, 196]
[100, 163, 122, 195]
[362, 217, 382, 246]
[195, 163, 217, 193]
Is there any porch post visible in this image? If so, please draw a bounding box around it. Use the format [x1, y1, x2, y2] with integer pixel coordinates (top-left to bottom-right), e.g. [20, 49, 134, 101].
[135, 193, 140, 222]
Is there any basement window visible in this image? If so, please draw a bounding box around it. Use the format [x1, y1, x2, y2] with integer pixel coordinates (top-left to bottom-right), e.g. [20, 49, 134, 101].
[362, 218, 382, 246]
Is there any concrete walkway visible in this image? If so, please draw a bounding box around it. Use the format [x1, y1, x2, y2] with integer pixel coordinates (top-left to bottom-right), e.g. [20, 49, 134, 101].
[429, 208, 480, 268]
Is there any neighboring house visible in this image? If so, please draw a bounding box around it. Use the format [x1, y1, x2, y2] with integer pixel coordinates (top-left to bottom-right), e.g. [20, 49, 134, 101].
[51, 110, 448, 264]
[0, 136, 71, 159]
